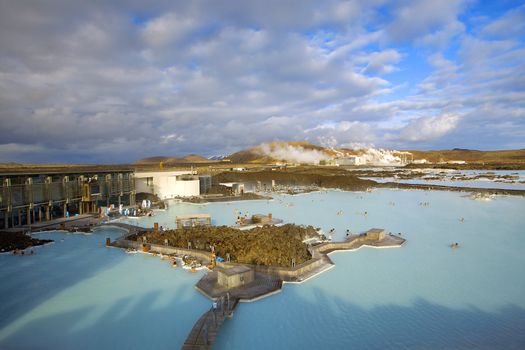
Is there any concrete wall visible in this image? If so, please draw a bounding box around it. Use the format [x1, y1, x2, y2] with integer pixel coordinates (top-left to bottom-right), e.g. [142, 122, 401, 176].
[217, 257, 327, 280]
[335, 157, 360, 166]
[173, 179, 200, 197]
[366, 231, 385, 241]
[215, 237, 372, 280]
[134, 171, 199, 199]
[111, 239, 212, 263]
[112, 233, 404, 282]
[218, 269, 255, 288]
[135, 177, 153, 194]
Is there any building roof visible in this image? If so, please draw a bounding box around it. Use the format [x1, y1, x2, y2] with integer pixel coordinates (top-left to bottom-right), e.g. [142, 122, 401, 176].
[135, 170, 194, 177]
[0, 167, 134, 177]
[175, 213, 211, 220]
[218, 265, 252, 276]
[367, 228, 385, 234]
[219, 182, 244, 187]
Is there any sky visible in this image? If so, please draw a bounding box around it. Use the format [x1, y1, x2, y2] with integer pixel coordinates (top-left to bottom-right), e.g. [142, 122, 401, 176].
[0, 0, 524, 163]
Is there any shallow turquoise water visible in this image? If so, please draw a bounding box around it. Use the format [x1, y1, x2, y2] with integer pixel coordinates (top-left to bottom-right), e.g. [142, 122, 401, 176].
[362, 169, 525, 190]
[367, 177, 525, 190]
[214, 190, 525, 349]
[0, 228, 210, 350]
[2, 189, 525, 349]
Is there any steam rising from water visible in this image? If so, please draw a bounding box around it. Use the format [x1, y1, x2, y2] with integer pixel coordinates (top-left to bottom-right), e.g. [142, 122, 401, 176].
[257, 142, 412, 166]
[357, 148, 412, 166]
[258, 143, 329, 164]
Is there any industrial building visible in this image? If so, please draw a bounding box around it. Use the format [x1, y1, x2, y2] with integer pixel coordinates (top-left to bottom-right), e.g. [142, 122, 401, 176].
[218, 182, 245, 195]
[175, 214, 212, 229]
[135, 171, 200, 199]
[217, 266, 255, 289]
[199, 174, 212, 194]
[333, 156, 361, 166]
[365, 228, 386, 241]
[0, 168, 135, 229]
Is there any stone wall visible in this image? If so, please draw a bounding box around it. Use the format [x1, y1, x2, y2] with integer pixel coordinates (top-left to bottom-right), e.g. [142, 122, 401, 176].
[111, 238, 213, 262]
[214, 235, 397, 281]
[216, 256, 327, 280]
[110, 231, 404, 281]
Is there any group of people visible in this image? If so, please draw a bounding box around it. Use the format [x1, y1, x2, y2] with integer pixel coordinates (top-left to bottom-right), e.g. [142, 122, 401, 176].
[13, 249, 34, 255]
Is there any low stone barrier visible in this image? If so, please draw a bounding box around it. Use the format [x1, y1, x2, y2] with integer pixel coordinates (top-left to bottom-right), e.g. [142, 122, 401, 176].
[216, 256, 327, 281]
[110, 239, 213, 262]
[109, 225, 404, 282]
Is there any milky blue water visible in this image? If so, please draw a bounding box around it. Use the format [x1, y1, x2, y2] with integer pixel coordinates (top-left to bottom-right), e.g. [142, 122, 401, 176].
[362, 170, 525, 191]
[0, 228, 210, 350]
[2, 189, 525, 349]
[367, 177, 525, 190]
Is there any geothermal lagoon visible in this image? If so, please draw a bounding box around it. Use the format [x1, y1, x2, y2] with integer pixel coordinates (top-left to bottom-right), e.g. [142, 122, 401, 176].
[1, 188, 525, 349]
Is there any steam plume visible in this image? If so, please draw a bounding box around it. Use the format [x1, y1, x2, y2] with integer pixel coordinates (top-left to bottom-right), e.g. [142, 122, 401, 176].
[258, 143, 330, 164]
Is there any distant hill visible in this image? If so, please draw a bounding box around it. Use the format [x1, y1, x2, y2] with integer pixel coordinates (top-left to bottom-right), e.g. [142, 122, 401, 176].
[228, 141, 333, 163]
[406, 149, 525, 165]
[208, 155, 227, 160]
[228, 149, 263, 163]
[182, 154, 210, 162]
[134, 156, 168, 164]
[133, 143, 525, 168]
[134, 154, 214, 165]
[452, 148, 478, 151]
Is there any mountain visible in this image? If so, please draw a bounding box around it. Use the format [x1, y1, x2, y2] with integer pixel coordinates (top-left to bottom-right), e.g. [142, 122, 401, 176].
[208, 155, 227, 160]
[181, 154, 210, 162]
[134, 154, 215, 165]
[228, 141, 333, 163]
[405, 149, 525, 165]
[133, 143, 525, 168]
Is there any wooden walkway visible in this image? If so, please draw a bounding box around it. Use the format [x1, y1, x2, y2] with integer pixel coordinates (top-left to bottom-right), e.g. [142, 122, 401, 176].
[102, 222, 150, 237]
[182, 295, 240, 350]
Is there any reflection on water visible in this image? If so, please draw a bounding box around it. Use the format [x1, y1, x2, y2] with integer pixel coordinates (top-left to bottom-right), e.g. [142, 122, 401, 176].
[0, 228, 209, 349]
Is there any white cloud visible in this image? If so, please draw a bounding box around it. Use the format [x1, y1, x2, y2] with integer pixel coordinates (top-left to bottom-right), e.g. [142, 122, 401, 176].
[0, 0, 523, 163]
[481, 5, 525, 39]
[305, 121, 376, 147]
[160, 134, 185, 144]
[386, 0, 468, 43]
[360, 49, 402, 75]
[141, 13, 196, 48]
[417, 20, 465, 48]
[399, 114, 460, 142]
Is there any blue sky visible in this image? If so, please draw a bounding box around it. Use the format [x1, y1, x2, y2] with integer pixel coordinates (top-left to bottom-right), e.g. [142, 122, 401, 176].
[0, 0, 524, 163]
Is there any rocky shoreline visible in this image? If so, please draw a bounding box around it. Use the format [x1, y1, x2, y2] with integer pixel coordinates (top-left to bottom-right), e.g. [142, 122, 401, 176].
[128, 224, 318, 267]
[214, 167, 525, 197]
[0, 231, 54, 253]
[378, 181, 525, 196]
[180, 192, 271, 203]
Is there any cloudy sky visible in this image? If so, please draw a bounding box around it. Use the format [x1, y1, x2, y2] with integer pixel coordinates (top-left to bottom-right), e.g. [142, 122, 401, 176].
[0, 0, 524, 163]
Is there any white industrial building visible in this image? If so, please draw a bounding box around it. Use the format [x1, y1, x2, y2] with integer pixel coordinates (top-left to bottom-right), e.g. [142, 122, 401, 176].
[412, 159, 428, 164]
[334, 156, 361, 166]
[219, 182, 245, 195]
[135, 171, 200, 199]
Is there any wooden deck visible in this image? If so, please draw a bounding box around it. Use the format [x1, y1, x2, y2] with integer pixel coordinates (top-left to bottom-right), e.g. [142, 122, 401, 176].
[102, 222, 149, 237]
[182, 295, 240, 350]
[185, 272, 282, 349]
[196, 271, 282, 301]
